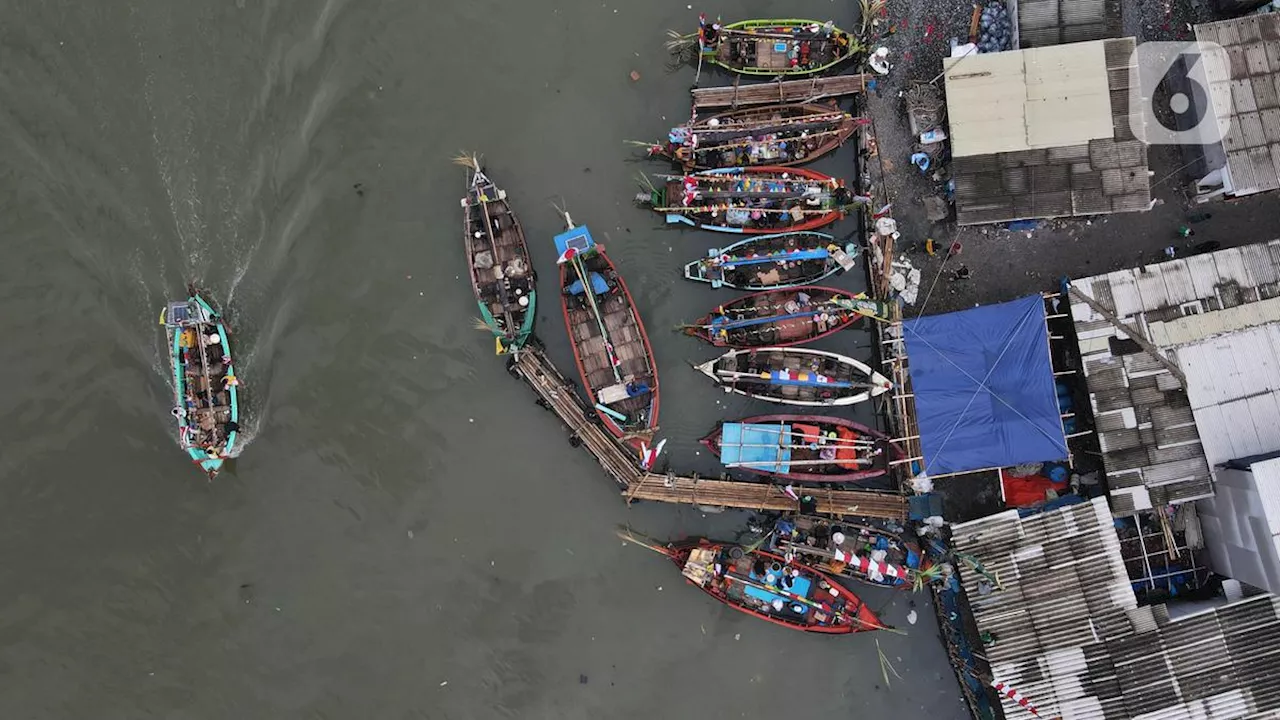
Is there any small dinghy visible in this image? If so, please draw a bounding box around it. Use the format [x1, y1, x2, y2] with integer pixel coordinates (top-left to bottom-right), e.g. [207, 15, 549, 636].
[619, 528, 886, 635]
[457, 154, 536, 355]
[701, 415, 903, 483]
[670, 15, 859, 77]
[159, 287, 240, 479]
[769, 516, 930, 590]
[683, 231, 857, 290]
[555, 214, 659, 450]
[644, 103, 863, 171]
[636, 166, 854, 234]
[683, 286, 861, 349]
[694, 347, 892, 406]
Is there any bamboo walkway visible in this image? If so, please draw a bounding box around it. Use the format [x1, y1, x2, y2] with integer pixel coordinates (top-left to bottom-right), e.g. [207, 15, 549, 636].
[691, 74, 870, 111]
[510, 341, 639, 488]
[510, 340, 907, 521]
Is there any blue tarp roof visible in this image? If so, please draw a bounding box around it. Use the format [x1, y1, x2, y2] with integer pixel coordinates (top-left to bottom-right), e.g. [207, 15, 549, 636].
[903, 295, 1068, 475]
[721, 423, 791, 472]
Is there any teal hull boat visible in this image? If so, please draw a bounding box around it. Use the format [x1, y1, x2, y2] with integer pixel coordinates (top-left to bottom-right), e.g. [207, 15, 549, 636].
[457, 154, 536, 355]
[160, 287, 240, 479]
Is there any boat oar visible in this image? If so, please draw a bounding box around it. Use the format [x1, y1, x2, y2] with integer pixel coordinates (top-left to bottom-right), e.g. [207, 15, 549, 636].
[615, 526, 676, 557]
[726, 458, 875, 468]
[558, 213, 624, 386]
[721, 438, 879, 450]
[653, 205, 840, 215]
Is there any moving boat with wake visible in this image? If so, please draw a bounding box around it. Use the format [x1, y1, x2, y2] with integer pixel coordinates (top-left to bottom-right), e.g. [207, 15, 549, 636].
[160, 286, 240, 479]
[694, 347, 892, 406]
[555, 213, 660, 450]
[457, 154, 536, 355]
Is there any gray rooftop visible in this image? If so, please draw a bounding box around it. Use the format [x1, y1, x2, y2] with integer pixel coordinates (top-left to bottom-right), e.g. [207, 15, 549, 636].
[1016, 0, 1122, 48]
[1070, 241, 1280, 513]
[952, 498, 1280, 719]
[1195, 14, 1280, 197]
[952, 38, 1150, 225]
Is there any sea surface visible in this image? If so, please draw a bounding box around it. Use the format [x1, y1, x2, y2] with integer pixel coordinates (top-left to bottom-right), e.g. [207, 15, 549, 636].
[0, 1, 966, 717]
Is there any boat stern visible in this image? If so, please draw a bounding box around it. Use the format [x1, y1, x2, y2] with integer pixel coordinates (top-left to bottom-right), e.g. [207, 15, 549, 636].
[187, 447, 226, 479]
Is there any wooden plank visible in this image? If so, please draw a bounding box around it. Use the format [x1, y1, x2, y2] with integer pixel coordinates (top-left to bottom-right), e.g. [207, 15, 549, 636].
[624, 475, 907, 521]
[691, 74, 869, 110]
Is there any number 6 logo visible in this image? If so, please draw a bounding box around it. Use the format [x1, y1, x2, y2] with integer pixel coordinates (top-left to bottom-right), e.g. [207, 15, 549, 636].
[1129, 40, 1232, 146]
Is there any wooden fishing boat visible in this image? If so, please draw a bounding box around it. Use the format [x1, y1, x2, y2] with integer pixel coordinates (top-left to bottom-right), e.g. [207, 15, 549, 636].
[683, 235, 856, 290]
[701, 415, 903, 483]
[684, 286, 861, 349]
[694, 347, 892, 406]
[555, 215, 659, 450]
[684, 232, 858, 290]
[619, 528, 885, 634]
[457, 154, 536, 355]
[770, 516, 928, 590]
[673, 15, 859, 77]
[636, 166, 854, 234]
[159, 286, 240, 479]
[644, 103, 864, 171]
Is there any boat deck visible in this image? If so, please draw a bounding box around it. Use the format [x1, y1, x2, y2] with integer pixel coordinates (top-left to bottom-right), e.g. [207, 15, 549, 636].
[691, 75, 869, 111]
[509, 341, 906, 521]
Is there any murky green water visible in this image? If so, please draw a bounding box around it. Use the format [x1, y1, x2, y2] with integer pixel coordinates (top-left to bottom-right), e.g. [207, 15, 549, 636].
[0, 1, 965, 716]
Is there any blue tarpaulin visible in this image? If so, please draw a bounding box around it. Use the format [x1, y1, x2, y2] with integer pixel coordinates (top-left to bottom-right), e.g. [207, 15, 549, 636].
[721, 423, 791, 472]
[903, 295, 1067, 475]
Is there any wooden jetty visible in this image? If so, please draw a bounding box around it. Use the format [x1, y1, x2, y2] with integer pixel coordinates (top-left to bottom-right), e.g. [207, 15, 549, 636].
[625, 473, 907, 520]
[509, 340, 907, 521]
[692, 74, 870, 112]
[510, 340, 641, 488]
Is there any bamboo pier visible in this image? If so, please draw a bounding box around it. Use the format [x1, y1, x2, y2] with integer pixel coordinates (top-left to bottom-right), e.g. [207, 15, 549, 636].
[625, 473, 907, 519]
[691, 75, 870, 111]
[510, 340, 640, 488]
[509, 340, 907, 522]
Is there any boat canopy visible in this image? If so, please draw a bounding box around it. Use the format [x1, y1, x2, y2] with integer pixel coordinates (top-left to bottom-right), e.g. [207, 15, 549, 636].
[721, 422, 792, 473]
[160, 300, 210, 328]
[554, 225, 597, 261]
[567, 272, 609, 296]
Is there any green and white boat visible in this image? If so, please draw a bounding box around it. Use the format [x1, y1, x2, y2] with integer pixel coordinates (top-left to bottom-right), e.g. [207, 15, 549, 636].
[673, 15, 859, 77]
[457, 154, 536, 355]
[159, 286, 240, 479]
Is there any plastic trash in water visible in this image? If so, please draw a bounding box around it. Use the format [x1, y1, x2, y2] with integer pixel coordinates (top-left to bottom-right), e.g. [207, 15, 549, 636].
[911, 152, 931, 172]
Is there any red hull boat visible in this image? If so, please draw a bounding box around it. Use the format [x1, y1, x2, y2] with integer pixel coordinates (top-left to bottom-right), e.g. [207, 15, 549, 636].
[701, 414, 903, 483]
[684, 286, 861, 349]
[654, 537, 886, 634]
[555, 218, 660, 451]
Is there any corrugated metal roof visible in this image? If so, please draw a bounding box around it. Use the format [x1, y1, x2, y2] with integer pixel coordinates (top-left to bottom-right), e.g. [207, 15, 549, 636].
[945, 41, 1114, 158]
[1071, 241, 1280, 513]
[952, 499, 1280, 718]
[954, 39, 1150, 225]
[1018, 0, 1121, 48]
[1196, 15, 1280, 196]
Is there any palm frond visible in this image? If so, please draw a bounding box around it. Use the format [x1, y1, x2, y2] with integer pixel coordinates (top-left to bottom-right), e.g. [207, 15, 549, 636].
[452, 152, 480, 171]
[472, 316, 494, 332]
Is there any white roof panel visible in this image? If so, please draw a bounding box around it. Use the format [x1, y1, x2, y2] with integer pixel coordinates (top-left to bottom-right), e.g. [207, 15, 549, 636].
[945, 40, 1114, 157]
